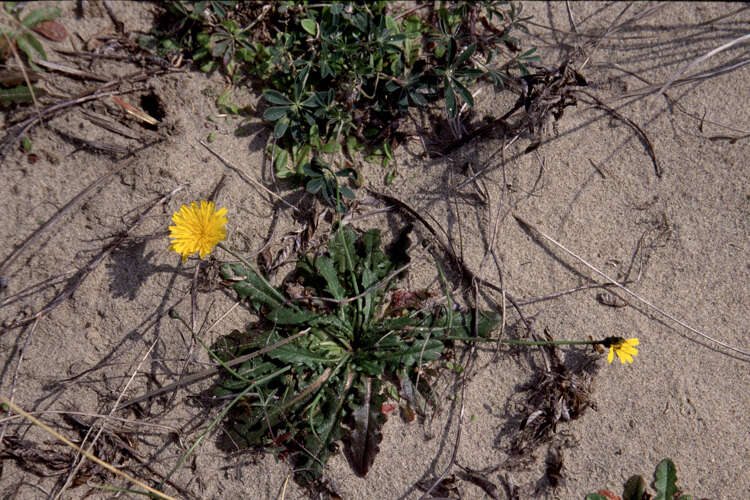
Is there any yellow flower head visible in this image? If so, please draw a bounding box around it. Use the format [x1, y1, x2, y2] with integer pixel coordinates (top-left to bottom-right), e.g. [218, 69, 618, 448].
[607, 337, 639, 364]
[168, 200, 227, 263]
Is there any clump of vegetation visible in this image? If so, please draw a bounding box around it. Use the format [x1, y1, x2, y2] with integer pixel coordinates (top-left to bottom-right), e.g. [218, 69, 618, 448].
[142, 1, 537, 207]
[0, 2, 67, 106]
[586, 458, 708, 500]
[215, 225, 500, 484]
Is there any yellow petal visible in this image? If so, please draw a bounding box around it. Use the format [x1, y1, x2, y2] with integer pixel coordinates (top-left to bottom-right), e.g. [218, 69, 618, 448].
[607, 346, 615, 363]
[617, 350, 633, 364]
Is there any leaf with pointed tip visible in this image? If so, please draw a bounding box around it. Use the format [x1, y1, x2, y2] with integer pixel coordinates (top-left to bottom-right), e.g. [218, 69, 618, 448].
[350, 378, 385, 476]
[21, 6, 60, 27]
[221, 263, 283, 309]
[417, 309, 501, 340]
[32, 20, 67, 41]
[267, 342, 329, 369]
[0, 85, 44, 106]
[268, 306, 320, 325]
[263, 89, 292, 105]
[300, 18, 317, 36]
[263, 105, 290, 121]
[273, 116, 289, 138]
[453, 42, 476, 67]
[329, 226, 358, 273]
[654, 458, 678, 500]
[452, 77, 474, 107]
[316, 256, 346, 300]
[297, 375, 349, 484]
[444, 78, 457, 117]
[376, 337, 443, 367]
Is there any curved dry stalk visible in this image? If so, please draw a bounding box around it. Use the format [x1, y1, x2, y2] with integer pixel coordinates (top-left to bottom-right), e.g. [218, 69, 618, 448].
[0, 394, 176, 500]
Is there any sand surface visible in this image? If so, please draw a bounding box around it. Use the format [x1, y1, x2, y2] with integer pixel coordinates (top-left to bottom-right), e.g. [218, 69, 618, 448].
[1, 2, 748, 499]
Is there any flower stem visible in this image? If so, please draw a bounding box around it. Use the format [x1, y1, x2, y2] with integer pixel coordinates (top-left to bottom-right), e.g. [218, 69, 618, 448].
[499, 339, 601, 346]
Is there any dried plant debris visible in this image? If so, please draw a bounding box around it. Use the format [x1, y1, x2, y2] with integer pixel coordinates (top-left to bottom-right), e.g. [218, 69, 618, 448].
[417, 473, 461, 499]
[543, 444, 566, 489]
[440, 59, 588, 155]
[0, 429, 130, 488]
[596, 291, 627, 308]
[505, 335, 597, 462]
[457, 464, 501, 499]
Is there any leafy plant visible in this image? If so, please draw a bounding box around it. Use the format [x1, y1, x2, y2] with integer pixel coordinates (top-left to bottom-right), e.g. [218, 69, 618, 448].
[1, 2, 62, 69]
[145, 1, 538, 208]
[585, 458, 708, 500]
[301, 158, 356, 213]
[0, 2, 66, 106]
[216, 225, 501, 484]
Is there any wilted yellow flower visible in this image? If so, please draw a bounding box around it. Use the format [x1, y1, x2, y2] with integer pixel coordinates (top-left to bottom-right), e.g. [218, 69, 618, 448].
[168, 200, 227, 263]
[607, 337, 639, 364]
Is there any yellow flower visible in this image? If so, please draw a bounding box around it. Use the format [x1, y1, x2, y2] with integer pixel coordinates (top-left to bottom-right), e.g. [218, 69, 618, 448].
[168, 200, 227, 263]
[607, 337, 639, 364]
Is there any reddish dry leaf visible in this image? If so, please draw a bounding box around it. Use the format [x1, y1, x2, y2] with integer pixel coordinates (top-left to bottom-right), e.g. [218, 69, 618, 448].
[32, 20, 68, 41]
[0, 70, 40, 87]
[380, 403, 397, 415]
[598, 490, 622, 500]
[400, 404, 416, 422]
[387, 289, 435, 314]
[112, 95, 159, 125]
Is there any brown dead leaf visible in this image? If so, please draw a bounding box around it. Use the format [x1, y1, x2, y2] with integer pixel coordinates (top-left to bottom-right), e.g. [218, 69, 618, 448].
[0, 70, 40, 87]
[598, 490, 622, 500]
[32, 20, 68, 41]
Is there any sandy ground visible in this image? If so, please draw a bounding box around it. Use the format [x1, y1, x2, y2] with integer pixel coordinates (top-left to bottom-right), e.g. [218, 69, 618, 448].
[1, 2, 748, 499]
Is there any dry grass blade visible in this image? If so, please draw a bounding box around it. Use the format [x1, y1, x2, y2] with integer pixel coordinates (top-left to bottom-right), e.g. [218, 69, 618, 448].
[513, 215, 750, 358]
[114, 328, 312, 411]
[199, 140, 299, 213]
[657, 32, 750, 97]
[0, 68, 176, 162]
[52, 335, 161, 499]
[33, 59, 109, 81]
[0, 395, 176, 500]
[0, 172, 176, 334]
[0, 141, 160, 280]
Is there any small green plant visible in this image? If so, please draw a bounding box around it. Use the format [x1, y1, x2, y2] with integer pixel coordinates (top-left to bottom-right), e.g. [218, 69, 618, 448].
[164, 201, 644, 491]
[0, 2, 65, 106]
[145, 1, 538, 208]
[586, 458, 706, 500]
[215, 225, 501, 484]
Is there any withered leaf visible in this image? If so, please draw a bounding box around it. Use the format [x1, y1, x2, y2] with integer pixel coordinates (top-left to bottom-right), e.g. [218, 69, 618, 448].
[32, 20, 68, 41]
[349, 378, 384, 476]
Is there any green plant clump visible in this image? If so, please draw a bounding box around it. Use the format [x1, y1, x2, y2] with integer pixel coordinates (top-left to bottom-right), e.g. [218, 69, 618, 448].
[143, 1, 537, 207]
[216, 225, 500, 484]
[586, 458, 705, 500]
[0, 2, 62, 106]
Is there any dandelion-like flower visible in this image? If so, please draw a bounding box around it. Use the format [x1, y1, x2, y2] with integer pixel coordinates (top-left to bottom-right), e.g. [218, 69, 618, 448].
[606, 337, 639, 364]
[168, 200, 227, 263]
